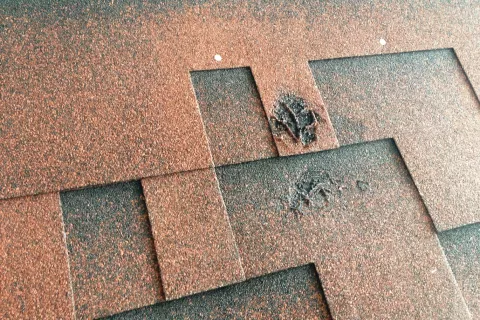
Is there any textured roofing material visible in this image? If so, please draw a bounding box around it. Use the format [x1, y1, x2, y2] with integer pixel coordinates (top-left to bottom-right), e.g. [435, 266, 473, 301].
[1, 2, 479, 228]
[142, 168, 245, 300]
[0, 193, 74, 319]
[251, 59, 339, 155]
[191, 67, 278, 166]
[0, 0, 479, 319]
[107, 264, 332, 320]
[60, 181, 163, 319]
[440, 224, 480, 319]
[216, 139, 471, 319]
[310, 49, 480, 231]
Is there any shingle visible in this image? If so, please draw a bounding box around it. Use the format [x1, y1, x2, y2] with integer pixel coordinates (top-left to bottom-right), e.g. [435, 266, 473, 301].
[191, 67, 278, 166]
[309, 49, 480, 231]
[1, 1, 478, 202]
[0, 1, 479, 318]
[60, 181, 163, 319]
[251, 60, 339, 155]
[106, 264, 332, 320]
[0, 193, 74, 319]
[141, 168, 245, 300]
[216, 139, 470, 319]
[0, 19, 213, 200]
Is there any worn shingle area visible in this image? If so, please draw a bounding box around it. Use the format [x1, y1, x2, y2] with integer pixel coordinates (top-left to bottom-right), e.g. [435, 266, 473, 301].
[216, 139, 470, 319]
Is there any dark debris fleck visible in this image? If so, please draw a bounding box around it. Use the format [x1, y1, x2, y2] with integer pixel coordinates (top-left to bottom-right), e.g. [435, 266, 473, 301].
[356, 180, 370, 192]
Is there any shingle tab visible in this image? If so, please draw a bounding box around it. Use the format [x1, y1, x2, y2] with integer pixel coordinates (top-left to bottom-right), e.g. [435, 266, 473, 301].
[142, 168, 245, 300]
[251, 60, 339, 155]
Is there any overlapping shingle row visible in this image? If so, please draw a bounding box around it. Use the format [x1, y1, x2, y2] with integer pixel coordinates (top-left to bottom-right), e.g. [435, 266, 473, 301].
[1, 1, 479, 319]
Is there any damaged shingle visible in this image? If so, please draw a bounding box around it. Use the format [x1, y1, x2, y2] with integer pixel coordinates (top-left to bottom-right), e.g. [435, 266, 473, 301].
[269, 94, 319, 146]
[285, 170, 371, 217]
[287, 169, 341, 216]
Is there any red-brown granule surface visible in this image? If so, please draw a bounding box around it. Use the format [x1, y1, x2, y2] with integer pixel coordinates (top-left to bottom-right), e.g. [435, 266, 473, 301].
[142, 168, 245, 300]
[1, 1, 479, 224]
[216, 139, 470, 319]
[0, 193, 74, 319]
[60, 181, 163, 319]
[0, 1, 479, 319]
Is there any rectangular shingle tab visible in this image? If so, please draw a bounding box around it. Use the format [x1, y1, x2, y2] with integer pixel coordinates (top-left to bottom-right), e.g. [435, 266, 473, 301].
[251, 60, 339, 155]
[142, 168, 245, 300]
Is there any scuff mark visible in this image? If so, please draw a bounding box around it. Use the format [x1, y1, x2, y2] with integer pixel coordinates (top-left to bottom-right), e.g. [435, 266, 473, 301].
[286, 169, 342, 217]
[281, 170, 371, 218]
[270, 93, 319, 146]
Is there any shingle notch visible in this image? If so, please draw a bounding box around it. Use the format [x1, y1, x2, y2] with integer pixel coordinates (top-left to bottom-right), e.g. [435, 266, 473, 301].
[191, 67, 278, 166]
[104, 264, 332, 320]
[60, 181, 163, 320]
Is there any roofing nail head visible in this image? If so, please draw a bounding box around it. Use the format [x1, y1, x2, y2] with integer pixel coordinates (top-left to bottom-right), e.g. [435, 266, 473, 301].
[214, 54, 222, 62]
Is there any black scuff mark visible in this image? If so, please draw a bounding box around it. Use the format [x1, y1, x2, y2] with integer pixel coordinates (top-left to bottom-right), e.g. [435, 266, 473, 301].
[269, 93, 319, 146]
[279, 170, 371, 219]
